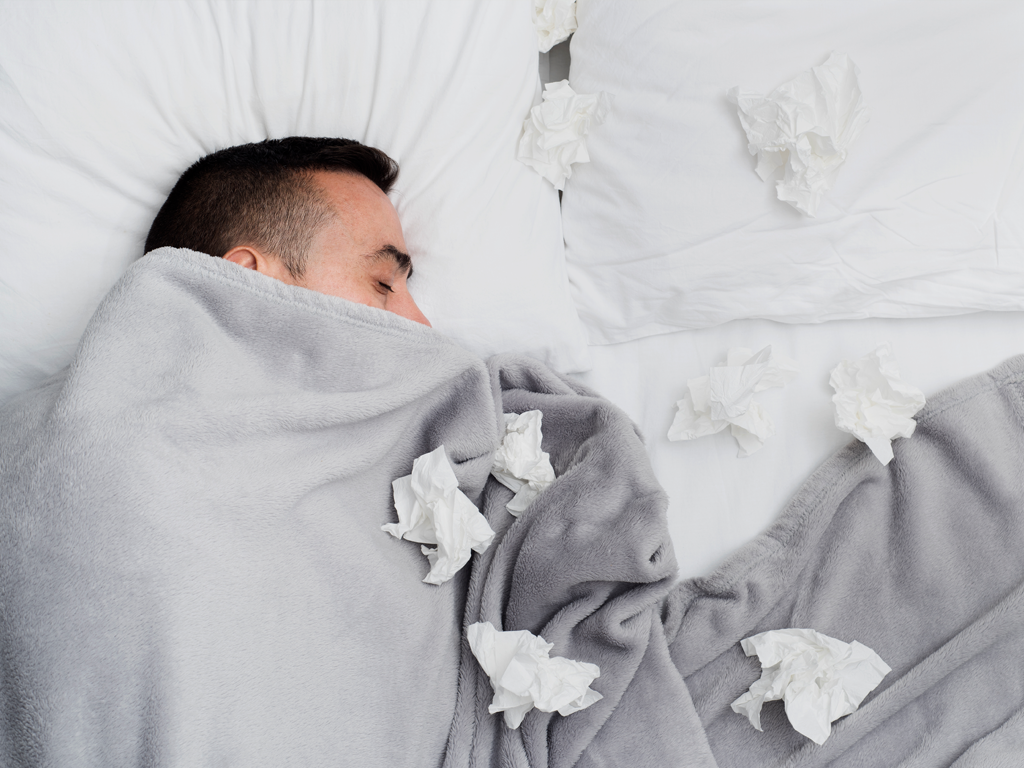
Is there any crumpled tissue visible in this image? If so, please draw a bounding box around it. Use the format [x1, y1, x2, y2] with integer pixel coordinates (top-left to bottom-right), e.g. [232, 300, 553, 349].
[466, 621, 603, 730]
[534, 0, 577, 53]
[667, 346, 798, 456]
[518, 79, 611, 191]
[830, 343, 926, 466]
[491, 410, 556, 516]
[731, 628, 891, 745]
[728, 52, 868, 216]
[382, 445, 495, 585]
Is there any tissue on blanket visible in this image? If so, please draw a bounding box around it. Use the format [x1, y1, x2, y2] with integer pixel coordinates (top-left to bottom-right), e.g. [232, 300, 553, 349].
[830, 343, 926, 466]
[490, 410, 556, 516]
[466, 621, 603, 730]
[668, 346, 798, 456]
[534, 0, 577, 53]
[383, 445, 495, 584]
[731, 628, 891, 746]
[728, 52, 868, 216]
[518, 80, 611, 190]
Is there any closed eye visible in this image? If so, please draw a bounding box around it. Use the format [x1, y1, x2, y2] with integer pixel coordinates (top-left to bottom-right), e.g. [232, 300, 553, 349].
[377, 281, 394, 294]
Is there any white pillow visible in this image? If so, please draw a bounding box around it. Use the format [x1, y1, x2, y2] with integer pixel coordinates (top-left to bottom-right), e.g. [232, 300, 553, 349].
[0, 0, 590, 404]
[562, 0, 1024, 344]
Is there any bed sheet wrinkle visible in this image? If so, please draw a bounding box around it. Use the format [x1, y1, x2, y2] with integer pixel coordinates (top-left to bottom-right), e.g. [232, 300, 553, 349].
[208, 3, 246, 133]
[993, 122, 1024, 220]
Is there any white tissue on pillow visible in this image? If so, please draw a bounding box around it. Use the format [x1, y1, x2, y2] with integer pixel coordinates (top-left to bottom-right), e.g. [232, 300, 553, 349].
[729, 52, 868, 217]
[534, 0, 577, 53]
[562, 1, 1024, 344]
[0, 0, 590, 405]
[518, 80, 611, 191]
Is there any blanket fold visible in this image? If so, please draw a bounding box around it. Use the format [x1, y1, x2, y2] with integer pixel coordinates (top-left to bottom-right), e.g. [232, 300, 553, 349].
[447, 354, 1024, 767]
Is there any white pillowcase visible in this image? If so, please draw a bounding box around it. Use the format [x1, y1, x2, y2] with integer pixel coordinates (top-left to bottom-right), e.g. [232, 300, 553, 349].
[0, 0, 590, 403]
[562, 0, 1024, 344]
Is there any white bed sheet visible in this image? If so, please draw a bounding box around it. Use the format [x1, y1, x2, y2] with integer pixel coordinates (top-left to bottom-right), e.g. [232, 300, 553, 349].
[572, 312, 1024, 579]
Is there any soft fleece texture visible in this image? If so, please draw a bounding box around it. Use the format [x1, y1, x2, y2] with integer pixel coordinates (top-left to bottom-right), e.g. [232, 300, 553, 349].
[0, 249, 502, 767]
[447, 354, 1024, 767]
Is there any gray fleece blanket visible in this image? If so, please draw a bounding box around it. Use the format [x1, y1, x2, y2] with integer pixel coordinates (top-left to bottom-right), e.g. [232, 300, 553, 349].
[449, 351, 1024, 767]
[0, 249, 503, 767]
[4, 248, 1024, 767]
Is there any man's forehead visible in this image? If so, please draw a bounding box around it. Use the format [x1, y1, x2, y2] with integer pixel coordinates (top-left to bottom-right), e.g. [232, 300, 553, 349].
[314, 169, 385, 200]
[313, 170, 402, 230]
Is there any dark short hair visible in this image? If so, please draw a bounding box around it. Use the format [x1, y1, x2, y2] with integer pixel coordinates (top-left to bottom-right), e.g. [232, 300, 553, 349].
[144, 137, 400, 278]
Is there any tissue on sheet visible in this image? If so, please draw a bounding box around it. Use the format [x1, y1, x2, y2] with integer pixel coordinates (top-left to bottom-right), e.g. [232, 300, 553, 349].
[466, 621, 603, 730]
[668, 346, 798, 456]
[518, 80, 611, 191]
[830, 343, 926, 466]
[731, 628, 891, 745]
[534, 0, 577, 53]
[383, 445, 495, 585]
[490, 410, 556, 515]
[728, 52, 868, 216]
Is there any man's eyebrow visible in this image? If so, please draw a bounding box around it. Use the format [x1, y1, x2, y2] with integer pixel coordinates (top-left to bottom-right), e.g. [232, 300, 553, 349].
[368, 244, 413, 279]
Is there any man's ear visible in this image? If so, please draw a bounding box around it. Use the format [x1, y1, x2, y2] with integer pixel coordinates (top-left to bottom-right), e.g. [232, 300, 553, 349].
[222, 246, 296, 285]
[222, 246, 261, 270]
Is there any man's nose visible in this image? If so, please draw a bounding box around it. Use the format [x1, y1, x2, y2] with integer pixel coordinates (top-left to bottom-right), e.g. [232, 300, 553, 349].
[393, 288, 431, 327]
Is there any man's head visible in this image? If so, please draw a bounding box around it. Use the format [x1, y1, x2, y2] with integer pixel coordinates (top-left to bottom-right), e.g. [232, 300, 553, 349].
[145, 137, 429, 325]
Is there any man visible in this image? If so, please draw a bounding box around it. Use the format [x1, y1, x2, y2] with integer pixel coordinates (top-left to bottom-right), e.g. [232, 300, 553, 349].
[0, 136, 500, 767]
[145, 136, 429, 326]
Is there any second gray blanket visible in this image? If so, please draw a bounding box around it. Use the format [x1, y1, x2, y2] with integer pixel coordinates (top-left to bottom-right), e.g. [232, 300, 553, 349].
[446, 354, 1024, 767]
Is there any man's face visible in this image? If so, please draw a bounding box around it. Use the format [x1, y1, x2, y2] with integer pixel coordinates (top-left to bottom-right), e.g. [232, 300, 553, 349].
[296, 171, 429, 326]
[237, 170, 429, 326]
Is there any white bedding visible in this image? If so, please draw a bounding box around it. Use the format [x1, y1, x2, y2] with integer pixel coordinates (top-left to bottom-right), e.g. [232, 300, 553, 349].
[550, 0, 1024, 577]
[574, 311, 1024, 578]
[562, 0, 1024, 344]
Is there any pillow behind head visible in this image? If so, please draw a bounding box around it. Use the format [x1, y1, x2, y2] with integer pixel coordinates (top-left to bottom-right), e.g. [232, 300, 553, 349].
[0, 0, 589, 403]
